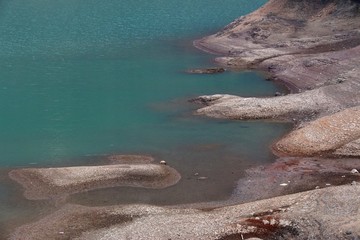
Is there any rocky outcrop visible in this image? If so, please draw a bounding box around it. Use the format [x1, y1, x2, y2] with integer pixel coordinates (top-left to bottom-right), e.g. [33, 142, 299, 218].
[274, 106, 360, 156]
[186, 67, 226, 74]
[192, 88, 337, 120]
[195, 0, 360, 64]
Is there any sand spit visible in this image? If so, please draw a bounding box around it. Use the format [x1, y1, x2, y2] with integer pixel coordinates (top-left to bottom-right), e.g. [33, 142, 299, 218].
[192, 88, 337, 120]
[10, 184, 360, 240]
[9, 156, 180, 201]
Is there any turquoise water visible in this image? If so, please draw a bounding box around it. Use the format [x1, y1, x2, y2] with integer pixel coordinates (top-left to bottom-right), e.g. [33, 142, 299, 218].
[0, 0, 273, 167]
[0, 52, 285, 167]
[0, 0, 293, 237]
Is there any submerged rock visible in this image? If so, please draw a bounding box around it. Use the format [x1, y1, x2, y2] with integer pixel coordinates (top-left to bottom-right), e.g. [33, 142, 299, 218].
[186, 67, 225, 74]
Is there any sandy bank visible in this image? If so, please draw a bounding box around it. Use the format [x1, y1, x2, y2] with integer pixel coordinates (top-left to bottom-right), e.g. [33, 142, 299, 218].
[9, 155, 180, 201]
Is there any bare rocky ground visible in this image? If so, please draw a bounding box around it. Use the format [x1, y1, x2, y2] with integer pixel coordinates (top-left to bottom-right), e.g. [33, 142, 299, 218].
[194, 0, 360, 157]
[10, 184, 360, 240]
[8, 1, 360, 239]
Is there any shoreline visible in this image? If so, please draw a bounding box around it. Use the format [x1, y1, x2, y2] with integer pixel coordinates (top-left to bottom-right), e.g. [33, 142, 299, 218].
[7, 0, 360, 238]
[193, 38, 302, 94]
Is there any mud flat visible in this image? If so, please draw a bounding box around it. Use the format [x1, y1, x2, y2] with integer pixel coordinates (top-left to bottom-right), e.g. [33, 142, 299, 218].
[231, 157, 360, 203]
[9, 155, 180, 201]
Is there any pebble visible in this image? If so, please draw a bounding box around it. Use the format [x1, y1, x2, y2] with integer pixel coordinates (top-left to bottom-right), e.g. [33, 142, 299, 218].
[351, 169, 359, 174]
[194, 173, 199, 176]
[325, 183, 331, 186]
[159, 160, 167, 165]
[197, 177, 208, 180]
[280, 183, 288, 186]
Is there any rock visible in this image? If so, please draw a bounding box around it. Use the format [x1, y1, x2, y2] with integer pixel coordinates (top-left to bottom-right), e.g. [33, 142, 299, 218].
[189, 94, 225, 106]
[351, 169, 359, 174]
[186, 68, 225, 74]
[197, 177, 208, 180]
[274, 107, 360, 157]
[159, 160, 167, 165]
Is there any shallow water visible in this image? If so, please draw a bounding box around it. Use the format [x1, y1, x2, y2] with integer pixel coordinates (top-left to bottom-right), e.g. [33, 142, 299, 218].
[0, 0, 293, 236]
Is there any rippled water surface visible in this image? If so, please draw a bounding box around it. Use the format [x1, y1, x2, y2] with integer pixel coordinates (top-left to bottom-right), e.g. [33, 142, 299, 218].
[0, 0, 293, 236]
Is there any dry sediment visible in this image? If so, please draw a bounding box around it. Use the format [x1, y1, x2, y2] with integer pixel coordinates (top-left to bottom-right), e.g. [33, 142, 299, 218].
[10, 184, 360, 240]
